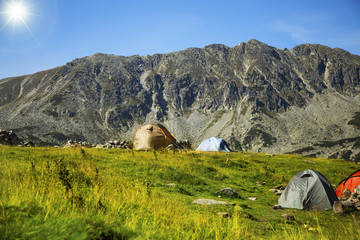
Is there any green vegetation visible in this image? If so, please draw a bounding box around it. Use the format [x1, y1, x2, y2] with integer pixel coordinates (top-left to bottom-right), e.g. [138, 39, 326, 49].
[348, 112, 360, 129]
[315, 137, 360, 148]
[244, 127, 277, 147]
[50, 94, 64, 106]
[44, 110, 59, 117]
[0, 146, 359, 239]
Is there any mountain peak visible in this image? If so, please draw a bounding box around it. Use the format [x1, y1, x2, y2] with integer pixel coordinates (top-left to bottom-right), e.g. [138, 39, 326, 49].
[0, 40, 359, 161]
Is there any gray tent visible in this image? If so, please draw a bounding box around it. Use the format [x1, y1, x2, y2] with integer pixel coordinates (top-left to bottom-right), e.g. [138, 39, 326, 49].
[278, 169, 338, 210]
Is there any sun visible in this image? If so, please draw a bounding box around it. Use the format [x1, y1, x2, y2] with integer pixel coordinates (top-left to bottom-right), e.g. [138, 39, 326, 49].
[7, 1, 27, 22]
[1, 0, 36, 38]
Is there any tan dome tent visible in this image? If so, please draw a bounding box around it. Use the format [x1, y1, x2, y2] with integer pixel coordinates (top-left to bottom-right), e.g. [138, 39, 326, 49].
[133, 123, 177, 150]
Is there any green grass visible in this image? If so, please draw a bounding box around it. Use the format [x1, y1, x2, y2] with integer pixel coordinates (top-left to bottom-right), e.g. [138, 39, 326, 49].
[0, 146, 359, 239]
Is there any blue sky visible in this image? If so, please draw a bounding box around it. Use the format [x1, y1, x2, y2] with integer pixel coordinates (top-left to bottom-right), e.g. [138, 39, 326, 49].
[0, 0, 359, 79]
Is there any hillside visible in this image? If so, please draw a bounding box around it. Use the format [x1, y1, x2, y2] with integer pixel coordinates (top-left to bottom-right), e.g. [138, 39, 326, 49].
[0, 146, 359, 239]
[0, 39, 360, 160]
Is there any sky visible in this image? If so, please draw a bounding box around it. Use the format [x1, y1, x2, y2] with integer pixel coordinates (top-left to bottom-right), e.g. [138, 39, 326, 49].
[0, 0, 359, 79]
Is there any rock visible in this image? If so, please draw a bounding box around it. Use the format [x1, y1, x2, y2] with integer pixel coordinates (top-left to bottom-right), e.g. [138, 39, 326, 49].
[23, 141, 35, 147]
[192, 199, 234, 206]
[353, 185, 360, 195]
[63, 140, 93, 148]
[343, 188, 352, 199]
[275, 190, 284, 195]
[216, 188, 239, 198]
[341, 199, 354, 208]
[0, 130, 20, 145]
[273, 204, 283, 210]
[256, 181, 265, 186]
[281, 214, 295, 221]
[333, 201, 344, 214]
[269, 189, 277, 193]
[248, 197, 257, 201]
[178, 140, 192, 149]
[217, 212, 229, 218]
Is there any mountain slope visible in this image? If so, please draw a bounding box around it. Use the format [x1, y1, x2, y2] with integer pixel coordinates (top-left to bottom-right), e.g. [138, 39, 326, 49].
[1, 39, 360, 160]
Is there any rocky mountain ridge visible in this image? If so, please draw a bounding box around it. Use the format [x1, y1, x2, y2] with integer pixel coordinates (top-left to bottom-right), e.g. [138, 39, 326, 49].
[1, 39, 360, 161]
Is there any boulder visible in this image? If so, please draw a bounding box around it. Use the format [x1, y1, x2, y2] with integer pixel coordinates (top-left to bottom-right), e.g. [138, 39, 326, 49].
[216, 188, 239, 198]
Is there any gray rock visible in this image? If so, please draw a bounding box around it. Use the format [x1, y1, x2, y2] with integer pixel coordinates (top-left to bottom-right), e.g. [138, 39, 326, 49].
[192, 199, 234, 206]
[216, 188, 239, 198]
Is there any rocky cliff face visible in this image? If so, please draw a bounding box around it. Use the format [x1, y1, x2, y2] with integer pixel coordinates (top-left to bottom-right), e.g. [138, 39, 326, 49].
[1, 39, 360, 160]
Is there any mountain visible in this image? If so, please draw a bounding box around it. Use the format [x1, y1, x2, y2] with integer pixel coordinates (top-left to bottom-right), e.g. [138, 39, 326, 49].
[1, 39, 360, 161]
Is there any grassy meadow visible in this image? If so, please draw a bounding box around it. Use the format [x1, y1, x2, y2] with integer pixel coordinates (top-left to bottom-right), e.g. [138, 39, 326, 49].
[0, 145, 360, 239]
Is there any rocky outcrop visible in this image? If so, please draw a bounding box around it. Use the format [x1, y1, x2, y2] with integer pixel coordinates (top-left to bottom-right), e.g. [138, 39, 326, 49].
[0, 40, 359, 160]
[0, 130, 20, 145]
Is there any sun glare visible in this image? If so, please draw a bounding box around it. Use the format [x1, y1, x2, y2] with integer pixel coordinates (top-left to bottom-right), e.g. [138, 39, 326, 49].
[1, 0, 36, 40]
[8, 2, 27, 22]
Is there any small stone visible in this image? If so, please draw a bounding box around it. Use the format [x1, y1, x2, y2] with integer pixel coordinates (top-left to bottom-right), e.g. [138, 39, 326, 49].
[281, 214, 294, 221]
[166, 183, 176, 187]
[269, 189, 277, 193]
[333, 201, 344, 214]
[273, 204, 283, 210]
[248, 197, 257, 201]
[217, 212, 229, 218]
[256, 181, 265, 186]
[275, 190, 284, 195]
[275, 185, 285, 190]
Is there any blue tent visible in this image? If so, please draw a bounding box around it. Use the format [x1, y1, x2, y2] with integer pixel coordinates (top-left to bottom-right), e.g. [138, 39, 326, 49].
[196, 137, 232, 152]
